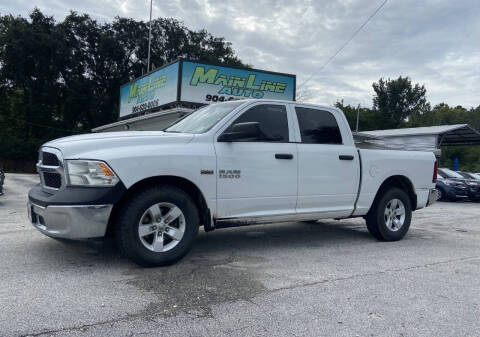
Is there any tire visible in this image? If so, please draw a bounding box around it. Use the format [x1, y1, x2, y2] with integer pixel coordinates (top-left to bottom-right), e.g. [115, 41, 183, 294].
[436, 187, 446, 201]
[115, 185, 199, 267]
[365, 187, 412, 241]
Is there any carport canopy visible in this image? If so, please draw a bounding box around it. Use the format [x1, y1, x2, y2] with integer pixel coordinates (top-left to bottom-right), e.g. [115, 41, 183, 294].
[354, 124, 480, 154]
[362, 124, 480, 147]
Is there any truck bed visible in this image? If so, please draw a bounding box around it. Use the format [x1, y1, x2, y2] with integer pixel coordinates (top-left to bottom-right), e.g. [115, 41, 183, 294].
[354, 148, 436, 216]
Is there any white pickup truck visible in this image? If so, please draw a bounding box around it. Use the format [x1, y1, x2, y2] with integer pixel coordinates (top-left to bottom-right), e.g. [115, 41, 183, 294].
[28, 100, 438, 266]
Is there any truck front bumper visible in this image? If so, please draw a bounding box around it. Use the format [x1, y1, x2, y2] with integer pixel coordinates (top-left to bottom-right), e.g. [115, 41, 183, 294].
[27, 182, 126, 239]
[28, 202, 113, 239]
[467, 185, 480, 201]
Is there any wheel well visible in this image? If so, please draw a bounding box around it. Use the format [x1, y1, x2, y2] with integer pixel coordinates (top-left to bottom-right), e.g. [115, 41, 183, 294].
[106, 176, 210, 237]
[375, 175, 417, 210]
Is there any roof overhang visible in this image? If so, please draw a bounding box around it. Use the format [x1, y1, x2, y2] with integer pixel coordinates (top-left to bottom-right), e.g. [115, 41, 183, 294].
[436, 124, 480, 146]
[363, 124, 480, 147]
[92, 107, 194, 132]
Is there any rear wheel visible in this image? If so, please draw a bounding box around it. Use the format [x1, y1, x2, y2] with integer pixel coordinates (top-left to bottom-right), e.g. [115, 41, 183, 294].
[366, 187, 412, 241]
[116, 185, 199, 267]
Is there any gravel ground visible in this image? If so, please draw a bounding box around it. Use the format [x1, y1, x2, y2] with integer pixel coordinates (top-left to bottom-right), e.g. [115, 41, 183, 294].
[0, 173, 479, 337]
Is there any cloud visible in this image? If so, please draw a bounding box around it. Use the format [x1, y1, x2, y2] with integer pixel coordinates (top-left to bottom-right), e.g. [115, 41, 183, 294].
[1, 0, 479, 108]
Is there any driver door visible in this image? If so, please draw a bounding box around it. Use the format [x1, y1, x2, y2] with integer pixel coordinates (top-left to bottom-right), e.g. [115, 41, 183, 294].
[214, 103, 298, 219]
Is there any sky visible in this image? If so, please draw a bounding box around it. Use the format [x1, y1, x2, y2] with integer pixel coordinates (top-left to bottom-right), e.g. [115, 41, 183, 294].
[1, 0, 479, 108]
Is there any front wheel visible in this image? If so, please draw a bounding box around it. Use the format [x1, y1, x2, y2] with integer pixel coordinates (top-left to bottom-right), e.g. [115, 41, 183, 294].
[436, 187, 447, 201]
[115, 185, 199, 267]
[366, 188, 412, 241]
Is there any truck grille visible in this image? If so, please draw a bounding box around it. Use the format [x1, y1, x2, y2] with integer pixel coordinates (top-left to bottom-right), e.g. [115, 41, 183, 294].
[43, 172, 62, 188]
[37, 148, 65, 190]
[42, 152, 60, 166]
[469, 185, 480, 192]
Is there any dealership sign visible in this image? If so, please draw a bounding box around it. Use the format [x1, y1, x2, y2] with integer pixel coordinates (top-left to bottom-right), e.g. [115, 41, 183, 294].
[119, 59, 295, 118]
[119, 62, 179, 118]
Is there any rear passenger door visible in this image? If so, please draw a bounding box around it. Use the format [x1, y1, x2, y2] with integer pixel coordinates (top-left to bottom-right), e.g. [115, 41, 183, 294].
[293, 105, 360, 217]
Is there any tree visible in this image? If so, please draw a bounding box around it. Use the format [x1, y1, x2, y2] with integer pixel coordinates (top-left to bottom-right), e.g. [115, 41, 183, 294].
[335, 101, 381, 131]
[335, 79, 480, 171]
[0, 9, 246, 167]
[409, 103, 480, 171]
[372, 76, 430, 129]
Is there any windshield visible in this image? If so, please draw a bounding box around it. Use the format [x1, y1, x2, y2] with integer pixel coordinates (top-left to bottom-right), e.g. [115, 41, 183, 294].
[458, 172, 473, 179]
[165, 101, 244, 134]
[471, 173, 480, 180]
[462, 172, 480, 180]
[440, 168, 464, 179]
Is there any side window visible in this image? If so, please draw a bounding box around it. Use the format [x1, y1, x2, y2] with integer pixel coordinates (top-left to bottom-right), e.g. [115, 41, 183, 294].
[225, 104, 289, 142]
[295, 107, 343, 144]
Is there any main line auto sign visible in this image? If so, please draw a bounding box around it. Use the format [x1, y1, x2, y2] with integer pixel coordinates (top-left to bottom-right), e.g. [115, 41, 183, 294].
[119, 59, 295, 118]
[180, 60, 295, 104]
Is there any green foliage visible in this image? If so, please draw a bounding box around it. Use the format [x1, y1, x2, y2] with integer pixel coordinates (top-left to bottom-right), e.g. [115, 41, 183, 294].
[372, 76, 430, 129]
[0, 9, 245, 164]
[440, 146, 480, 172]
[335, 101, 382, 132]
[414, 104, 480, 171]
[337, 77, 480, 171]
[0, 10, 478, 172]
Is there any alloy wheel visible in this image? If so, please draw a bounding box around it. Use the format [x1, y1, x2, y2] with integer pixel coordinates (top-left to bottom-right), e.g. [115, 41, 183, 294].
[384, 198, 406, 231]
[138, 202, 186, 252]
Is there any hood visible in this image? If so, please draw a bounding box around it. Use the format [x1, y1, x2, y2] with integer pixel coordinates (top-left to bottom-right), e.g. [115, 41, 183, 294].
[447, 177, 480, 184]
[445, 177, 466, 183]
[464, 179, 480, 185]
[43, 131, 195, 159]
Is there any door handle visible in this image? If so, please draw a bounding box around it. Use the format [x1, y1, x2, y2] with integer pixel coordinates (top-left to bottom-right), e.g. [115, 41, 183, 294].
[275, 153, 293, 160]
[339, 155, 354, 161]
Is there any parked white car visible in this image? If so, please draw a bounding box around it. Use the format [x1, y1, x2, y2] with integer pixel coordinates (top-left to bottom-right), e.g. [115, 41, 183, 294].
[28, 100, 438, 266]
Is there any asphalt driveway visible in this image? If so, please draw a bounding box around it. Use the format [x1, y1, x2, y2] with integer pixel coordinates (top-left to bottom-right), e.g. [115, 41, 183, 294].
[1, 174, 479, 336]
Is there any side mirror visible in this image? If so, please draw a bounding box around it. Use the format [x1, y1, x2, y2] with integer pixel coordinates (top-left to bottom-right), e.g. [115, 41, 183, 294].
[218, 122, 262, 142]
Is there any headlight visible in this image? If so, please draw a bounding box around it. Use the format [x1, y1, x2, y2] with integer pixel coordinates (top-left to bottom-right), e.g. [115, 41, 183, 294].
[443, 179, 462, 186]
[466, 181, 478, 186]
[66, 160, 119, 186]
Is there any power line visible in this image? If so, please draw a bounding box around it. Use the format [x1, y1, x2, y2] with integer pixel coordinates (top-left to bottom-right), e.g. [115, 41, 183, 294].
[297, 0, 389, 90]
